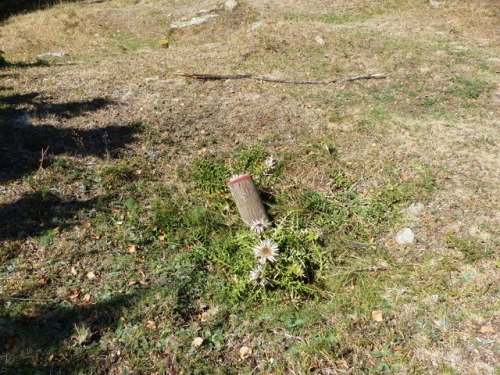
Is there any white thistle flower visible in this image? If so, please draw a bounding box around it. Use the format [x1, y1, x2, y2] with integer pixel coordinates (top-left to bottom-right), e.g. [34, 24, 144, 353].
[250, 218, 270, 234]
[249, 265, 267, 286]
[253, 239, 279, 264]
[264, 156, 276, 169]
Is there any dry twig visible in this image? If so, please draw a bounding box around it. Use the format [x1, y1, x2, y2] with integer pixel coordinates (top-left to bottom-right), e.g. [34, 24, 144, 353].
[37, 146, 50, 172]
[178, 72, 387, 84]
[178, 72, 252, 80]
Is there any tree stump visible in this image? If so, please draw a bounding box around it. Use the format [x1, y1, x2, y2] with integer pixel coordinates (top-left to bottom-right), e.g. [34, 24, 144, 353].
[228, 175, 269, 227]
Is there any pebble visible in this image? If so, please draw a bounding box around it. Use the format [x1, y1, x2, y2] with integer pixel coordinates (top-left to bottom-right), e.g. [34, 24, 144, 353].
[13, 115, 31, 126]
[249, 20, 265, 32]
[314, 36, 326, 45]
[395, 228, 415, 245]
[486, 57, 500, 62]
[37, 52, 68, 58]
[244, 93, 261, 100]
[223, 0, 238, 11]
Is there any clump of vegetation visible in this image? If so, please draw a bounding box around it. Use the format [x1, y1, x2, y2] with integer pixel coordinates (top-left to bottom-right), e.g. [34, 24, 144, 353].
[445, 234, 495, 263]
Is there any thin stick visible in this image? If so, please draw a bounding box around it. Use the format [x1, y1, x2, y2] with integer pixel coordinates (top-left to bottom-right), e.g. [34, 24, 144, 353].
[178, 72, 387, 84]
[253, 73, 386, 84]
[37, 146, 49, 172]
[252, 77, 334, 84]
[178, 72, 252, 80]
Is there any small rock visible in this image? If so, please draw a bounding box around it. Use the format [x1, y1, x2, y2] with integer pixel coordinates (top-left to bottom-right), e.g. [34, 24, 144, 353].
[407, 202, 425, 215]
[13, 115, 31, 126]
[223, 0, 238, 11]
[249, 20, 265, 32]
[486, 57, 500, 62]
[244, 92, 261, 100]
[37, 52, 68, 58]
[429, 0, 441, 7]
[170, 14, 219, 29]
[395, 228, 415, 245]
[314, 36, 326, 45]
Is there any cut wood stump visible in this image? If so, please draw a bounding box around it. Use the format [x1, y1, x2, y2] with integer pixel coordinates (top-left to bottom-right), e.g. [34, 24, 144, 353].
[228, 175, 269, 227]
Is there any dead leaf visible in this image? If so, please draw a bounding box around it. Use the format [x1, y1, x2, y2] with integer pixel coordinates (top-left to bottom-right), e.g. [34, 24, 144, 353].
[71, 267, 77, 275]
[239, 346, 252, 360]
[69, 290, 80, 300]
[82, 293, 91, 302]
[192, 337, 203, 347]
[128, 244, 139, 253]
[146, 320, 157, 330]
[53, 227, 61, 234]
[128, 280, 139, 286]
[371, 310, 383, 322]
[82, 222, 91, 228]
[86, 271, 96, 279]
[37, 276, 49, 284]
[23, 312, 40, 318]
[480, 325, 495, 333]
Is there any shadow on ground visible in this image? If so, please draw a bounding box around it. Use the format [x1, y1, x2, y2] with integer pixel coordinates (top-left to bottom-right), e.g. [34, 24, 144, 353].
[0, 92, 141, 183]
[0, 192, 113, 243]
[0, 0, 83, 22]
[0, 290, 142, 374]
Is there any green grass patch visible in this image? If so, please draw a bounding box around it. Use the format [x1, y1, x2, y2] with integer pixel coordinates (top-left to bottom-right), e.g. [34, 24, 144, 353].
[445, 234, 495, 263]
[448, 76, 494, 99]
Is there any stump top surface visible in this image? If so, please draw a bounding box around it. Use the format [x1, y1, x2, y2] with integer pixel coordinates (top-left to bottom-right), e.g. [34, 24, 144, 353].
[228, 174, 252, 186]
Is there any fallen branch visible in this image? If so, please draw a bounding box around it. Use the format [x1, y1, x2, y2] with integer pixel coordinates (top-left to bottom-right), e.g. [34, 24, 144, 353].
[178, 72, 252, 80]
[253, 73, 386, 84]
[178, 72, 387, 84]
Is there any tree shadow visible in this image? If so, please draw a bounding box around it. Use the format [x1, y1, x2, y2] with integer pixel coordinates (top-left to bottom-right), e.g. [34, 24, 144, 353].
[0, 92, 141, 183]
[0, 0, 84, 23]
[0, 191, 113, 243]
[0, 290, 142, 374]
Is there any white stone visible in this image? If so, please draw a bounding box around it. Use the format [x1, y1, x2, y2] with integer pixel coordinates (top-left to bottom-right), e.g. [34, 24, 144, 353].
[223, 0, 237, 11]
[396, 228, 415, 245]
[13, 115, 31, 126]
[37, 52, 68, 58]
[249, 20, 265, 32]
[170, 14, 219, 29]
[244, 93, 261, 100]
[486, 57, 500, 62]
[314, 36, 326, 45]
[429, 0, 440, 8]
